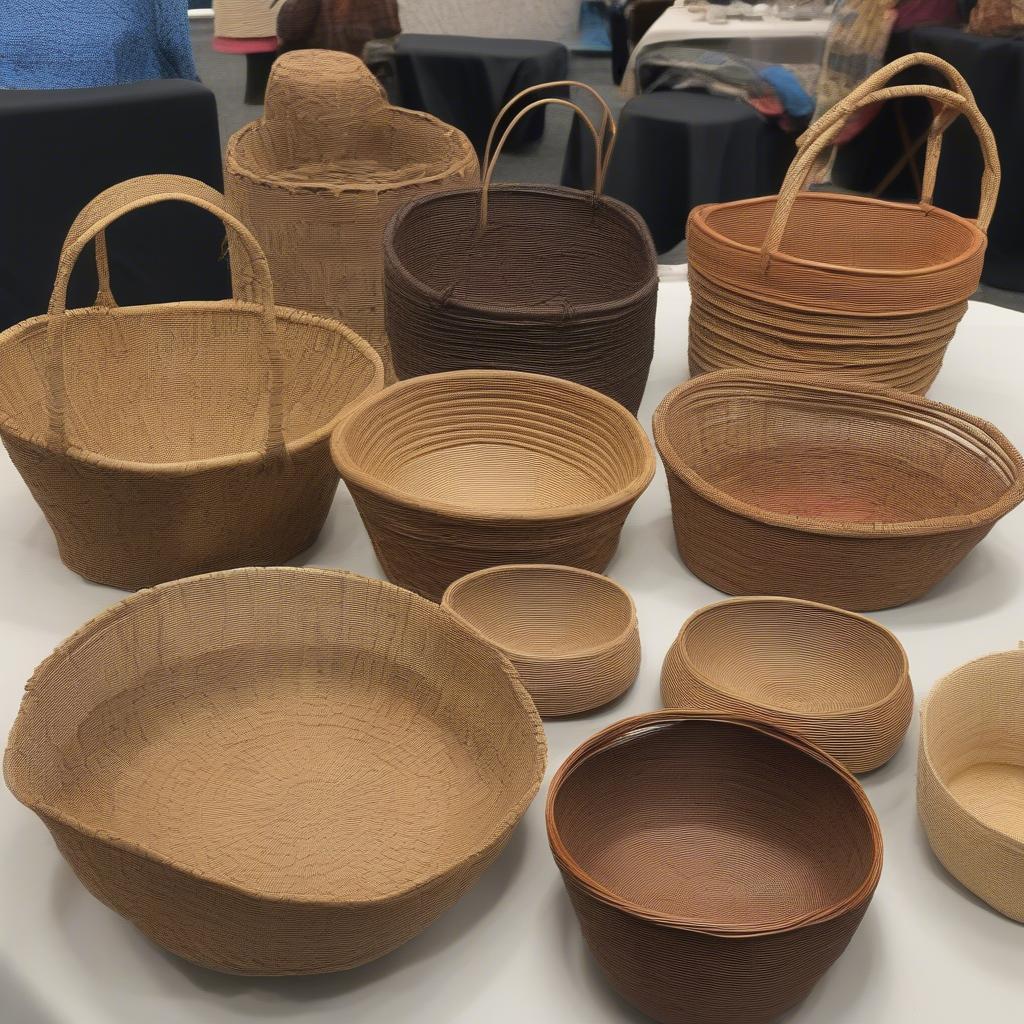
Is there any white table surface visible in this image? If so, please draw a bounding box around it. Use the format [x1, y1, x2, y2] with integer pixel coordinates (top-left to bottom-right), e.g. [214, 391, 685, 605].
[3, 276, 1024, 1023]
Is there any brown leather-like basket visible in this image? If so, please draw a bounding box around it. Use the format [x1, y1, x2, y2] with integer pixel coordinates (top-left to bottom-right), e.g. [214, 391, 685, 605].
[547, 712, 882, 1024]
[331, 370, 655, 601]
[661, 597, 913, 773]
[652, 369, 1024, 611]
[3, 567, 546, 975]
[687, 53, 1000, 395]
[0, 175, 384, 591]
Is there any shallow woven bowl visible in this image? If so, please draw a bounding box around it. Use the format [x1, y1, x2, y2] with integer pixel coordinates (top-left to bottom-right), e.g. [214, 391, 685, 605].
[548, 712, 882, 1024]
[442, 564, 641, 718]
[3, 567, 546, 975]
[652, 369, 1024, 611]
[331, 370, 656, 600]
[918, 647, 1024, 922]
[661, 597, 913, 773]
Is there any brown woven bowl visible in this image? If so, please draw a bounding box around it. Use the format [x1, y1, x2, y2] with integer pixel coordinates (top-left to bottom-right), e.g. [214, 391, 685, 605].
[442, 564, 640, 717]
[3, 567, 546, 975]
[661, 598, 913, 773]
[653, 369, 1024, 611]
[548, 712, 882, 1024]
[331, 370, 656, 600]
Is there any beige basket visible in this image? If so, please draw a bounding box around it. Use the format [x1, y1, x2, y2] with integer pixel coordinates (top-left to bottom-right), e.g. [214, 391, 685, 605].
[918, 647, 1024, 922]
[3, 567, 546, 974]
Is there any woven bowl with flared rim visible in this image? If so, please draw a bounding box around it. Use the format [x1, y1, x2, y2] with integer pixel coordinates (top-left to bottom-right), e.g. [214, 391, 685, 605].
[918, 647, 1024, 922]
[442, 564, 640, 718]
[661, 597, 913, 773]
[652, 369, 1024, 611]
[331, 370, 656, 601]
[547, 712, 882, 1024]
[3, 567, 546, 975]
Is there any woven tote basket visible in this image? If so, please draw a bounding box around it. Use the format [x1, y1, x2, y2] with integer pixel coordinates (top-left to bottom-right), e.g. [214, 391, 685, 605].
[3, 567, 546, 975]
[0, 175, 384, 591]
[225, 49, 479, 382]
[383, 82, 658, 415]
[687, 53, 1001, 395]
[661, 598, 913, 773]
[547, 712, 882, 1024]
[331, 369, 655, 601]
[918, 647, 1024, 922]
[653, 369, 1024, 611]
[442, 564, 641, 717]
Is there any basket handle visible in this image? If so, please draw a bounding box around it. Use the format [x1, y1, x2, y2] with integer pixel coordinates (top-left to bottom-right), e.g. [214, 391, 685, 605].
[45, 174, 286, 459]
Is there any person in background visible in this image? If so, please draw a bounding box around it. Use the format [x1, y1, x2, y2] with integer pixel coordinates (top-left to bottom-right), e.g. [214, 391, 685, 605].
[276, 0, 401, 57]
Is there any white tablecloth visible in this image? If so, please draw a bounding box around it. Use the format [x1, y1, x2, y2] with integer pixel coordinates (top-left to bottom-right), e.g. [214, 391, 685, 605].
[398, 0, 581, 41]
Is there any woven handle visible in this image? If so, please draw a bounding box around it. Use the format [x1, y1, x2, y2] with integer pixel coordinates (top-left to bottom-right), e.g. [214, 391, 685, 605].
[46, 175, 286, 458]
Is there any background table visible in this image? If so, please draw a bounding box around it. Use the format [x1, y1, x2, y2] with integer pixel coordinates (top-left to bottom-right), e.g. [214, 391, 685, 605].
[2, 275, 1023, 1022]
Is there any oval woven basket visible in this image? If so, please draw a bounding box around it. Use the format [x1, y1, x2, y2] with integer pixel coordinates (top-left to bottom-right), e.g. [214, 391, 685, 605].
[918, 647, 1024, 922]
[442, 564, 640, 718]
[652, 369, 1024, 611]
[661, 597, 913, 773]
[331, 370, 656, 600]
[3, 567, 546, 975]
[686, 53, 1000, 395]
[547, 712, 882, 1024]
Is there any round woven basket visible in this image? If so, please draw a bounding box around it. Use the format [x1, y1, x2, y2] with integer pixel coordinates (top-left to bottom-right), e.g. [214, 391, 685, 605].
[547, 712, 882, 1024]
[661, 598, 913, 773]
[331, 370, 656, 600]
[652, 369, 1024, 611]
[3, 567, 546, 975]
[442, 564, 641, 718]
[918, 647, 1024, 922]
[0, 175, 384, 591]
[686, 53, 1000, 395]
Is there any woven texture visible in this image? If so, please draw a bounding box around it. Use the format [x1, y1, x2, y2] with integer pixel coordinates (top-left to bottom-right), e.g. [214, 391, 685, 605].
[331, 369, 655, 601]
[652, 369, 1024, 611]
[225, 50, 478, 382]
[547, 712, 882, 1024]
[0, 175, 384, 591]
[442, 564, 641, 718]
[661, 597, 913, 773]
[3, 566, 546, 975]
[687, 53, 1000, 394]
[213, 0, 279, 39]
[918, 647, 1024, 922]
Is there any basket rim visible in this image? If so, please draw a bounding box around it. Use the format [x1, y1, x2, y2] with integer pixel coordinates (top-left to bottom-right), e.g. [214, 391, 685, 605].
[331, 369, 657, 523]
[652, 369, 1024, 539]
[2, 566, 547, 908]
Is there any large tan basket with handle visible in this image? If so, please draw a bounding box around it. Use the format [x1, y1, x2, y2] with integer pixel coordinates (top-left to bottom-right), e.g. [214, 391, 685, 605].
[0, 175, 384, 591]
[687, 53, 1000, 395]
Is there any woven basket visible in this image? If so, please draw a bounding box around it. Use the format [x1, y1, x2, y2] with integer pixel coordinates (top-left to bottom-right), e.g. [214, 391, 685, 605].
[661, 598, 913, 773]
[0, 175, 384, 591]
[548, 712, 882, 1024]
[652, 369, 1024, 611]
[918, 647, 1024, 922]
[383, 82, 658, 415]
[687, 53, 1001, 395]
[225, 49, 479, 382]
[3, 567, 546, 975]
[442, 564, 640, 718]
[331, 369, 655, 601]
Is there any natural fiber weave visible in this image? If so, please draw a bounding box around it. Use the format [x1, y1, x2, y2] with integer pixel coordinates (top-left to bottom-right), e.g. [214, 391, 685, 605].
[653, 369, 1024, 611]
[442, 564, 640, 718]
[225, 49, 478, 382]
[547, 712, 882, 1024]
[331, 369, 655, 601]
[918, 647, 1024, 922]
[687, 53, 1000, 394]
[0, 175, 384, 591]
[661, 597, 913, 773]
[3, 567, 546, 975]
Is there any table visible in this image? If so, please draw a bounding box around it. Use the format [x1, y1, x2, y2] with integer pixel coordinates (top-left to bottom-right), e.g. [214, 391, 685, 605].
[2, 277, 1022, 1022]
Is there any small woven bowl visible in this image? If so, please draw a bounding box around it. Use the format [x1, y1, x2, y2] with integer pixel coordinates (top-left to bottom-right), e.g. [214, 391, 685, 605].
[442, 564, 641, 717]
[661, 597, 913, 773]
